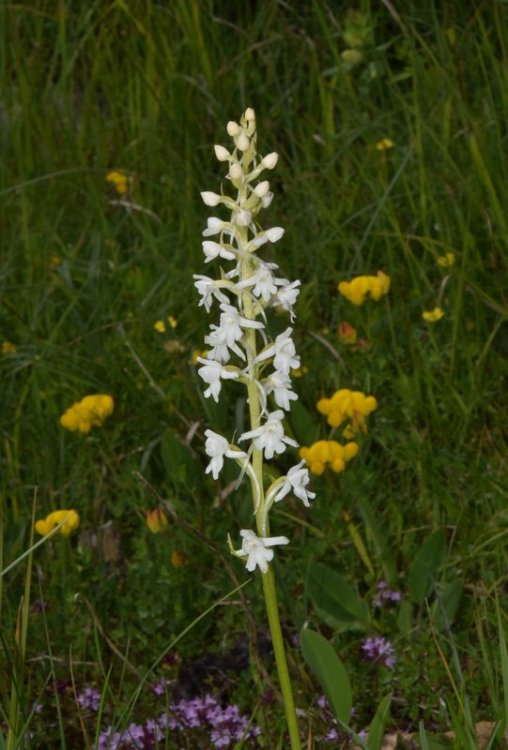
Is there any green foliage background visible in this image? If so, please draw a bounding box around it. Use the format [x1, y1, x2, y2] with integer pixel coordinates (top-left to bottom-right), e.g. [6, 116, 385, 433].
[1, 0, 507, 746]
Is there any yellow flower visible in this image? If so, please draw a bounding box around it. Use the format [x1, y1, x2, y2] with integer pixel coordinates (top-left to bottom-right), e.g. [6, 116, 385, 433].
[2, 341, 16, 354]
[105, 170, 131, 195]
[171, 549, 186, 568]
[337, 321, 357, 345]
[299, 440, 359, 475]
[369, 271, 391, 300]
[437, 252, 455, 268]
[338, 271, 390, 306]
[146, 508, 169, 534]
[60, 394, 114, 433]
[375, 138, 394, 151]
[316, 389, 377, 432]
[154, 316, 178, 333]
[422, 307, 444, 323]
[35, 509, 80, 537]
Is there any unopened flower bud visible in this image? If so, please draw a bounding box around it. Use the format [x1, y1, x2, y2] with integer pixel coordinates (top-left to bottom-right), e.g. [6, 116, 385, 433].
[254, 181, 270, 198]
[236, 132, 250, 152]
[244, 108, 255, 122]
[234, 210, 252, 227]
[229, 162, 243, 180]
[227, 121, 240, 137]
[214, 145, 230, 162]
[146, 508, 168, 534]
[262, 152, 278, 169]
[201, 191, 222, 207]
[265, 227, 285, 243]
[262, 192, 274, 208]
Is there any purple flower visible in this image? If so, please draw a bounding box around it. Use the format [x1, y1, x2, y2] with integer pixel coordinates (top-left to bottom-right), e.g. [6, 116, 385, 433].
[97, 727, 122, 750]
[125, 723, 144, 744]
[97, 693, 260, 749]
[151, 677, 172, 696]
[361, 636, 396, 669]
[324, 727, 341, 742]
[317, 694, 328, 709]
[77, 686, 101, 712]
[372, 581, 402, 608]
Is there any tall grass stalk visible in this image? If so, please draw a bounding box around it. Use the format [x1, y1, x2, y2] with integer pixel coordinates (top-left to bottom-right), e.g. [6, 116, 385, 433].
[6, 493, 36, 750]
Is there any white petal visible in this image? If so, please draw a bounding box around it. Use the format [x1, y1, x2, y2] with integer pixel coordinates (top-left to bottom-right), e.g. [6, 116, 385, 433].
[265, 227, 285, 243]
[262, 152, 278, 169]
[263, 535, 290, 547]
[234, 210, 252, 227]
[229, 162, 243, 180]
[200, 191, 222, 206]
[254, 181, 270, 197]
[236, 132, 250, 151]
[227, 121, 240, 136]
[214, 145, 230, 161]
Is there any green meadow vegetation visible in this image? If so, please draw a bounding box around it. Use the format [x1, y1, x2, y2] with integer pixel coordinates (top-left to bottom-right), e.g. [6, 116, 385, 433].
[1, 1, 507, 748]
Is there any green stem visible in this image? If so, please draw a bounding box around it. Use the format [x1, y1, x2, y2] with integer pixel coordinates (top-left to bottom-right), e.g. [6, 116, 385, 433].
[236, 240, 301, 750]
[262, 567, 302, 750]
[230, 139, 301, 749]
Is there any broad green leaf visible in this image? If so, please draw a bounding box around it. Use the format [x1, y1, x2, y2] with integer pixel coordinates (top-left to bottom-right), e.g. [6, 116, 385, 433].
[367, 693, 391, 750]
[397, 599, 414, 636]
[357, 498, 396, 582]
[306, 562, 369, 631]
[161, 427, 201, 491]
[429, 578, 462, 631]
[300, 628, 352, 723]
[407, 529, 447, 604]
[289, 399, 319, 446]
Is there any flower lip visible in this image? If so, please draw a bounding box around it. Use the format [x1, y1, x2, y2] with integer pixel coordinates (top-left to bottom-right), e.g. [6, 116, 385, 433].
[239, 409, 298, 460]
[233, 529, 290, 574]
[204, 429, 246, 480]
[197, 358, 240, 403]
[272, 460, 316, 506]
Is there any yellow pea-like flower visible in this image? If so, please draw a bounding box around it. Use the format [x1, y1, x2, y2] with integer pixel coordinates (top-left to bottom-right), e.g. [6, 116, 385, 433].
[376, 138, 394, 151]
[437, 253, 455, 268]
[35, 509, 80, 537]
[299, 440, 359, 475]
[422, 307, 444, 323]
[106, 170, 131, 195]
[60, 394, 114, 432]
[338, 271, 390, 306]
